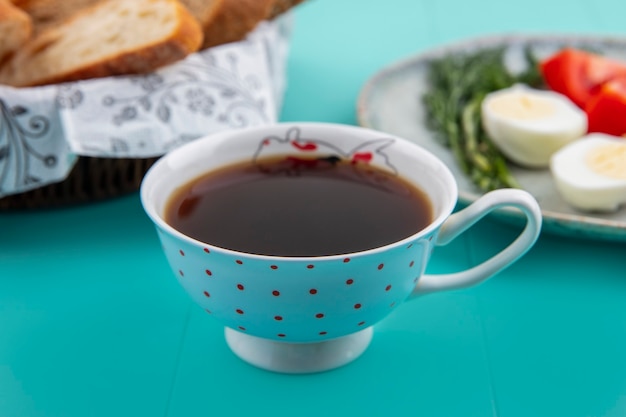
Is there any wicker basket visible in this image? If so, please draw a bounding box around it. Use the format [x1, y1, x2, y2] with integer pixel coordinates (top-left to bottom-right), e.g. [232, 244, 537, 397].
[0, 156, 159, 210]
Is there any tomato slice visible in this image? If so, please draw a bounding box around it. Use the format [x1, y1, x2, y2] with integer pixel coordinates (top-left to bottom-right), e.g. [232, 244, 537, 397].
[585, 76, 626, 137]
[540, 48, 626, 109]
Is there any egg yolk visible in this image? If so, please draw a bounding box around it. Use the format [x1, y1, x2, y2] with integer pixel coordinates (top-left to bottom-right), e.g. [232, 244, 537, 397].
[486, 93, 557, 120]
[585, 142, 626, 179]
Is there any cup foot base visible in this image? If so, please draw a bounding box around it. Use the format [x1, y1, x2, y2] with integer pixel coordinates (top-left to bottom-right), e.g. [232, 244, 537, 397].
[224, 327, 373, 374]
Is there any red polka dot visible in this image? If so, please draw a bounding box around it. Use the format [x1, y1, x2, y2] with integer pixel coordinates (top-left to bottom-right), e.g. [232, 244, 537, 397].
[236, 260, 243, 265]
[307, 264, 315, 269]
[354, 303, 362, 309]
[270, 265, 278, 270]
[319, 331, 328, 336]
[343, 258, 351, 263]
[238, 326, 246, 331]
[179, 249, 185, 256]
[274, 315, 283, 321]
[179, 270, 184, 277]
[409, 261, 415, 268]
[236, 309, 244, 315]
[309, 289, 318, 295]
[203, 291, 210, 297]
[378, 263, 384, 270]
[205, 269, 212, 276]
[346, 278, 354, 285]
[237, 284, 244, 291]
[385, 285, 392, 291]
[272, 290, 280, 296]
[277, 334, 286, 338]
[315, 313, 324, 319]
[203, 248, 210, 253]
[358, 321, 366, 326]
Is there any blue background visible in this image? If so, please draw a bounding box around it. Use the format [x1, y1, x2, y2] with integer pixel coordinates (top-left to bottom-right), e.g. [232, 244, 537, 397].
[2, 1, 626, 416]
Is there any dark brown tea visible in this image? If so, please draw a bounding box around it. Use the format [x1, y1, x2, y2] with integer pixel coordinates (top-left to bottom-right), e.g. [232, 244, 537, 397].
[164, 156, 433, 256]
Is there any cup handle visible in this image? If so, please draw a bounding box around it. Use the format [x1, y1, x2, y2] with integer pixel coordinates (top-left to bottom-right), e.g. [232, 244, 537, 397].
[410, 189, 542, 297]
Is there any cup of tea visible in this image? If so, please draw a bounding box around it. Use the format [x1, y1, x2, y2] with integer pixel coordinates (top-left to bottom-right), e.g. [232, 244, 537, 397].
[140, 122, 542, 373]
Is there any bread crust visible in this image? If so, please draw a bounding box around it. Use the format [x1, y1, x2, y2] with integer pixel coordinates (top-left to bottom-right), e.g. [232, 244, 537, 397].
[200, 0, 275, 49]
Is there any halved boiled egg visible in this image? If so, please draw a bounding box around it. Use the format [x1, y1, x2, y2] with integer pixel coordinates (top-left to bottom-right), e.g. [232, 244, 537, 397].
[550, 133, 626, 212]
[481, 84, 587, 168]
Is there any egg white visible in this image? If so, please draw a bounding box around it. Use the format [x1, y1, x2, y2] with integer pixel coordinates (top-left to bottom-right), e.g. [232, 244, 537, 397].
[550, 133, 626, 212]
[481, 84, 587, 168]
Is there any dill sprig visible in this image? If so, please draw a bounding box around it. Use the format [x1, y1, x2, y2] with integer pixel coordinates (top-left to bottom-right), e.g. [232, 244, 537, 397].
[422, 46, 543, 192]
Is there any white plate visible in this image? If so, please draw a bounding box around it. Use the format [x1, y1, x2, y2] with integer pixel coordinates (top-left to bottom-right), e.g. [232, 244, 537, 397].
[357, 33, 626, 242]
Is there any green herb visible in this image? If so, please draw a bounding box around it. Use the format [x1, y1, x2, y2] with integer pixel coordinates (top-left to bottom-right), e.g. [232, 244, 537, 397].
[422, 46, 543, 192]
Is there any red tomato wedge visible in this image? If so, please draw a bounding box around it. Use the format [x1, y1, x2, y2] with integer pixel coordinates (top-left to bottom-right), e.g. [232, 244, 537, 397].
[585, 76, 626, 137]
[540, 48, 626, 109]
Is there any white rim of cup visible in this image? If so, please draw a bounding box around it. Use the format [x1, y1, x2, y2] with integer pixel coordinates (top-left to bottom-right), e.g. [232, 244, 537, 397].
[140, 122, 458, 261]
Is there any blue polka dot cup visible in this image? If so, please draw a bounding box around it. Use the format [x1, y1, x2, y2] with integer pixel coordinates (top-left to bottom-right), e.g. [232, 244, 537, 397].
[141, 122, 542, 373]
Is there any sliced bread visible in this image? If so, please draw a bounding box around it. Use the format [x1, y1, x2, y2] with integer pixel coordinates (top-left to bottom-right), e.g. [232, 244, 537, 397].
[12, 0, 226, 38]
[0, 0, 32, 62]
[0, 0, 203, 87]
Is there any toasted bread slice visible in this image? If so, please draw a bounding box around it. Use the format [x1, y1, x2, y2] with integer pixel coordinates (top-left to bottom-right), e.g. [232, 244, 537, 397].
[0, 0, 32, 62]
[0, 0, 203, 87]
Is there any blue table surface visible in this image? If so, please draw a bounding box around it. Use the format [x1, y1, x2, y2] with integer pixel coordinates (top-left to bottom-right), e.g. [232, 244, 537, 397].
[2, 1, 626, 416]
